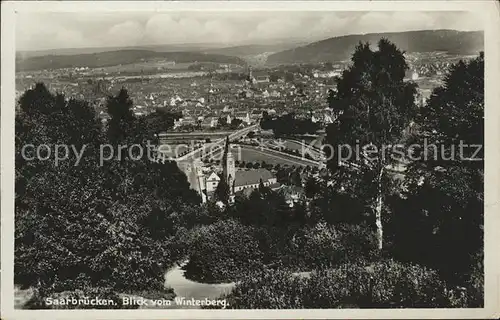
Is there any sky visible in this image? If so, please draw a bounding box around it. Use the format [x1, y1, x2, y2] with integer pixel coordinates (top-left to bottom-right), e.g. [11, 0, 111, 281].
[16, 11, 483, 51]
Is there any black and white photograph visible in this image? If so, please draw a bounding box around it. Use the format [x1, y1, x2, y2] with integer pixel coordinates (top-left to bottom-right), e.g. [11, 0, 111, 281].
[1, 1, 499, 319]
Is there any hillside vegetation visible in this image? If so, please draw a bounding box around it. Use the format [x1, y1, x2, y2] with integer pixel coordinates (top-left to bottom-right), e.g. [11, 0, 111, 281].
[267, 30, 484, 64]
[16, 49, 246, 71]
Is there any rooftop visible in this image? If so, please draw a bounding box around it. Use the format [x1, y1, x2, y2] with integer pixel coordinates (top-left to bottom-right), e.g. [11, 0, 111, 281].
[234, 168, 274, 187]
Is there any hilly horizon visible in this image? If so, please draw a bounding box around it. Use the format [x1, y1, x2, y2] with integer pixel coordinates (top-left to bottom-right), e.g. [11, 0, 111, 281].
[266, 29, 484, 64]
[16, 50, 247, 72]
[16, 37, 311, 59]
[16, 29, 484, 72]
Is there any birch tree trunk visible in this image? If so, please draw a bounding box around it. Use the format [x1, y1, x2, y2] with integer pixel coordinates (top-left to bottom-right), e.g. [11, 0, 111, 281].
[375, 167, 384, 250]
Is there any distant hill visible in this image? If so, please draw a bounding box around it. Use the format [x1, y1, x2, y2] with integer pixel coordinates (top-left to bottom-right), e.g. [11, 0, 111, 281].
[266, 29, 484, 64]
[16, 43, 230, 59]
[202, 42, 309, 57]
[16, 49, 246, 71]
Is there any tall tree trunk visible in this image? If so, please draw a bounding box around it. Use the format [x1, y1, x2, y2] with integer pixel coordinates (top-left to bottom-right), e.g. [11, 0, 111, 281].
[375, 167, 384, 250]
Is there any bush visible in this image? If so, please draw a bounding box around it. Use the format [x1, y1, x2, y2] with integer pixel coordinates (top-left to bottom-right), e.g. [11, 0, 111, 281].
[465, 250, 484, 307]
[296, 223, 378, 269]
[306, 260, 458, 308]
[220, 260, 460, 309]
[15, 84, 201, 304]
[219, 268, 309, 309]
[181, 219, 264, 283]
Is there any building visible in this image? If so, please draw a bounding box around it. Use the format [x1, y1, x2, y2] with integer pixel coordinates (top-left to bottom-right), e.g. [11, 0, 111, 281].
[218, 138, 279, 198]
[178, 158, 207, 203]
[250, 110, 263, 122]
[245, 67, 257, 86]
[219, 112, 232, 124]
[201, 116, 219, 128]
[255, 75, 270, 83]
[233, 169, 278, 192]
[178, 137, 279, 203]
[234, 111, 251, 124]
[206, 172, 221, 193]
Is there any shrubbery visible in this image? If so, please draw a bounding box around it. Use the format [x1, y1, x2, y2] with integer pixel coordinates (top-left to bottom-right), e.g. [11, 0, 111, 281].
[15, 84, 200, 307]
[296, 222, 378, 269]
[214, 268, 308, 309]
[219, 260, 466, 309]
[181, 219, 264, 283]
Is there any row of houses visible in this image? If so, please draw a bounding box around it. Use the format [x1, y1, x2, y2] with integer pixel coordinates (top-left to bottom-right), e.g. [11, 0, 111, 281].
[173, 109, 265, 129]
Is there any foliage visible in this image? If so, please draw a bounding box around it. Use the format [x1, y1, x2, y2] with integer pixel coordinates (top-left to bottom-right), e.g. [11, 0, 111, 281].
[324, 39, 417, 249]
[181, 219, 264, 283]
[296, 223, 378, 269]
[230, 118, 243, 129]
[304, 176, 321, 199]
[394, 53, 484, 288]
[465, 250, 484, 307]
[305, 260, 454, 308]
[261, 113, 319, 136]
[15, 83, 200, 307]
[220, 260, 463, 309]
[220, 268, 308, 309]
[214, 179, 230, 204]
[144, 109, 182, 137]
[308, 182, 369, 225]
[229, 188, 296, 227]
[105, 88, 136, 144]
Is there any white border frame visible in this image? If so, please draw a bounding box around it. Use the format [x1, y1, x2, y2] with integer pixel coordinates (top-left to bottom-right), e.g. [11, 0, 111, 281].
[2, 1, 500, 319]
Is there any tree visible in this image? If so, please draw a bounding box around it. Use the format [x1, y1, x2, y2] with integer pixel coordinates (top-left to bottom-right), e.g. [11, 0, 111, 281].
[230, 118, 243, 129]
[106, 87, 136, 145]
[290, 170, 302, 187]
[144, 109, 181, 140]
[15, 83, 200, 307]
[232, 188, 292, 227]
[324, 39, 417, 250]
[394, 53, 484, 288]
[269, 73, 280, 82]
[276, 168, 289, 184]
[304, 177, 321, 199]
[258, 178, 265, 191]
[215, 179, 230, 204]
[218, 116, 227, 127]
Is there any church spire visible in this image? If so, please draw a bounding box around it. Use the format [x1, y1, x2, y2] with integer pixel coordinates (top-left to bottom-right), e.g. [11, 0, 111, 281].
[222, 136, 230, 164]
[222, 136, 235, 197]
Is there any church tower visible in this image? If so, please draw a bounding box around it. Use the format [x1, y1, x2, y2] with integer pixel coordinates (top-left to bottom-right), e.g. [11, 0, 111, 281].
[245, 66, 256, 86]
[222, 136, 235, 196]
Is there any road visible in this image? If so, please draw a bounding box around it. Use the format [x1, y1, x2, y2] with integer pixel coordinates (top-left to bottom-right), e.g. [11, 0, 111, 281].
[175, 124, 259, 162]
[237, 145, 324, 167]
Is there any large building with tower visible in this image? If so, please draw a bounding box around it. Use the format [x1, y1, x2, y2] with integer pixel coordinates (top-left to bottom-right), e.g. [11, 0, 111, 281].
[178, 137, 279, 203]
